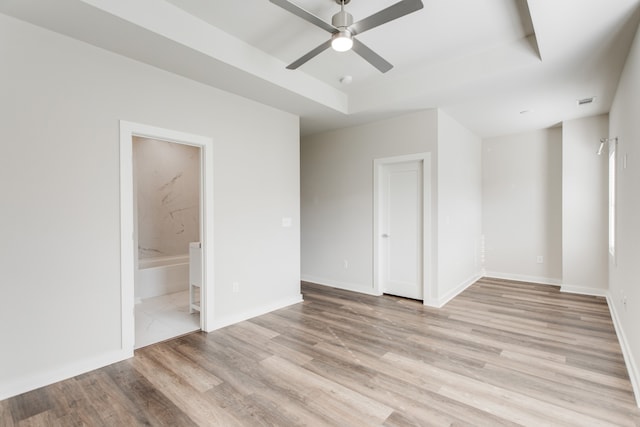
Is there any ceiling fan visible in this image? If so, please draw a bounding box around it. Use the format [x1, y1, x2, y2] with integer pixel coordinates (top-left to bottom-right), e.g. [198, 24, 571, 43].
[269, 0, 424, 73]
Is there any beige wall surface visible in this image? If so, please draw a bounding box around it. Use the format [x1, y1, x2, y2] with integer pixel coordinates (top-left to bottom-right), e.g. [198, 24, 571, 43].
[0, 13, 300, 398]
[561, 115, 609, 293]
[301, 109, 483, 306]
[436, 111, 483, 303]
[482, 128, 563, 283]
[301, 110, 439, 295]
[609, 20, 640, 404]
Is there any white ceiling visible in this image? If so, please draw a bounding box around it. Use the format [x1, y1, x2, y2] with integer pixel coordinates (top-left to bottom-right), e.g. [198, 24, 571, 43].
[2, 0, 640, 137]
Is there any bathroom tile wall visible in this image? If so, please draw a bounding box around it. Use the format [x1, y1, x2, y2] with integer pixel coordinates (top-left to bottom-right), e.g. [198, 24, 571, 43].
[134, 137, 201, 259]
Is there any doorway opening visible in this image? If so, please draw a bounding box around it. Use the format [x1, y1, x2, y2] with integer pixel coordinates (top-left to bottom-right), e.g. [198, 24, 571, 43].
[133, 137, 201, 348]
[120, 121, 214, 355]
[373, 153, 431, 302]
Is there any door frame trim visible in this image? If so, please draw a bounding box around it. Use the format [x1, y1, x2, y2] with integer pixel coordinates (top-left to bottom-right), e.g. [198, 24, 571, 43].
[119, 121, 214, 354]
[373, 153, 431, 301]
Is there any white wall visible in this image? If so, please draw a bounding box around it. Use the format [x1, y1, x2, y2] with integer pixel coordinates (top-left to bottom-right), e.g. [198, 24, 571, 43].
[0, 14, 300, 399]
[609, 19, 640, 405]
[482, 128, 563, 284]
[301, 111, 438, 295]
[561, 115, 609, 295]
[301, 109, 483, 305]
[436, 112, 483, 304]
[134, 137, 200, 259]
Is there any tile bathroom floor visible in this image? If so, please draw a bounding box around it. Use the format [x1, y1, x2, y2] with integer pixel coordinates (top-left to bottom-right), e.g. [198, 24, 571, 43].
[135, 290, 200, 349]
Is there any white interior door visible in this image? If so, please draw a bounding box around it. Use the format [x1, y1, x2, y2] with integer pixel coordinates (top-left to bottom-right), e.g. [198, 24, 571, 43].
[380, 160, 424, 300]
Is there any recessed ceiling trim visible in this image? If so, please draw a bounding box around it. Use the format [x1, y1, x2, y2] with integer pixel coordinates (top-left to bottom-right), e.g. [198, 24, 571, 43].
[516, 0, 542, 60]
[78, 0, 349, 112]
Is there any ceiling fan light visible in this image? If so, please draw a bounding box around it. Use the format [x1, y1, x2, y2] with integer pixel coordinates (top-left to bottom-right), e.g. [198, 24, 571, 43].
[331, 30, 353, 52]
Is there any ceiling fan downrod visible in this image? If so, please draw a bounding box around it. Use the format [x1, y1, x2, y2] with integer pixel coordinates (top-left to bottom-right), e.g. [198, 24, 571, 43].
[332, 0, 353, 28]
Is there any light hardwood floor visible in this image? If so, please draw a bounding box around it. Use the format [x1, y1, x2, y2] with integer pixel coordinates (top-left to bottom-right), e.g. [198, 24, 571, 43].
[2, 278, 640, 426]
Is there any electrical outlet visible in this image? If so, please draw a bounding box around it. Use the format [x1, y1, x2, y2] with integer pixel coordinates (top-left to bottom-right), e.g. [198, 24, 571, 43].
[343, 259, 349, 269]
[233, 282, 239, 293]
[536, 256, 544, 264]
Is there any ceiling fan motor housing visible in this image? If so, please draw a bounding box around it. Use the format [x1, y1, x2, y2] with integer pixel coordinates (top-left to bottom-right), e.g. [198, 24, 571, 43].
[332, 9, 353, 28]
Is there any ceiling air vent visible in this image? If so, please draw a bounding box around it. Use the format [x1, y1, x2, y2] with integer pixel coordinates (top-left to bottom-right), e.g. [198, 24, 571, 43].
[577, 97, 596, 106]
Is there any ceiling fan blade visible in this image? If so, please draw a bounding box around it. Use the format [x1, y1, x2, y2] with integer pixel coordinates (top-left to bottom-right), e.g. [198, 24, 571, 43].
[349, 0, 424, 35]
[287, 39, 333, 70]
[351, 39, 393, 73]
[269, 0, 337, 33]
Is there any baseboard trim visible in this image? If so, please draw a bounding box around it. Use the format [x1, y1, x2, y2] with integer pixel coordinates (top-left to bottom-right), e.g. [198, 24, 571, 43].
[560, 284, 608, 297]
[0, 348, 132, 401]
[483, 271, 562, 286]
[206, 294, 304, 332]
[424, 273, 482, 308]
[301, 275, 381, 296]
[607, 293, 640, 408]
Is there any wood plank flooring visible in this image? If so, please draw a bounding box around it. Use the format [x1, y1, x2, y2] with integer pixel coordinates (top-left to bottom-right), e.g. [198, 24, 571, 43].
[2, 278, 640, 426]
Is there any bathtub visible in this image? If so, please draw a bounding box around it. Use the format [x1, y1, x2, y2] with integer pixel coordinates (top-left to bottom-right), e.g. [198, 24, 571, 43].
[135, 254, 189, 302]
